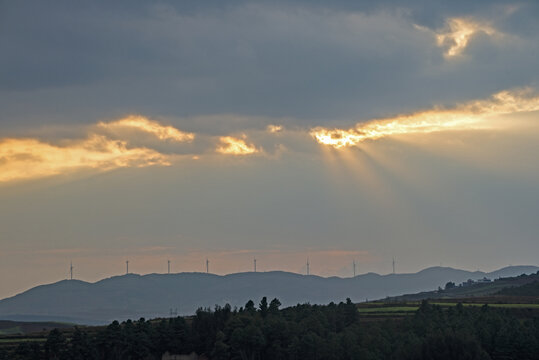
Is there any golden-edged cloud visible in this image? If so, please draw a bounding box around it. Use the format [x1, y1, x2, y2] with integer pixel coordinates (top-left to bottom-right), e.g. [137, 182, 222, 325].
[0, 115, 197, 183]
[311, 89, 539, 149]
[267, 124, 283, 133]
[416, 17, 499, 58]
[97, 115, 195, 142]
[437, 18, 496, 57]
[0, 135, 169, 183]
[216, 136, 259, 155]
[0, 114, 271, 183]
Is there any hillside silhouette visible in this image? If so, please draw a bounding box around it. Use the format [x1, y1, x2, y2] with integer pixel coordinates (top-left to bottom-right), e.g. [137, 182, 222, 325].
[0, 266, 536, 324]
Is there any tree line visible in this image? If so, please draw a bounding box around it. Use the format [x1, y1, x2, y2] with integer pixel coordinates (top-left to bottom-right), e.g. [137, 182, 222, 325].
[3, 298, 539, 360]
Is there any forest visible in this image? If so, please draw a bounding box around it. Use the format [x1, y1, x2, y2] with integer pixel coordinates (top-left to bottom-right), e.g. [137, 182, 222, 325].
[2, 298, 539, 360]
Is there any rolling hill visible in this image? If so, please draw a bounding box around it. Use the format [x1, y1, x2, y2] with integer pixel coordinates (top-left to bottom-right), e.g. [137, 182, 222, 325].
[0, 265, 536, 324]
[386, 269, 539, 302]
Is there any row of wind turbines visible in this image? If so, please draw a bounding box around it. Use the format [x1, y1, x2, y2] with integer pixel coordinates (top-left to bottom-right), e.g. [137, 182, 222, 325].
[67, 257, 397, 280]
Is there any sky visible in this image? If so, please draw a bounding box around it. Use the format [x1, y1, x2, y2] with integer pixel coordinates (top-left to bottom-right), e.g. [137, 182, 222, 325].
[1, 0, 539, 299]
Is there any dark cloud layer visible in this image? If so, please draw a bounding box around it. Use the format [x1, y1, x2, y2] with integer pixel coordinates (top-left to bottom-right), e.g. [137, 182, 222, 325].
[1, 0, 538, 131]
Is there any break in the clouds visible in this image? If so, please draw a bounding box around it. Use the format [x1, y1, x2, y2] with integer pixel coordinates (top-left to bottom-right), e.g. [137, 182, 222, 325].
[0, 117, 190, 183]
[97, 115, 195, 143]
[216, 136, 259, 156]
[311, 88, 539, 148]
[0, 116, 264, 183]
[435, 18, 498, 57]
[2, 86, 538, 182]
[0, 135, 169, 183]
[414, 16, 501, 58]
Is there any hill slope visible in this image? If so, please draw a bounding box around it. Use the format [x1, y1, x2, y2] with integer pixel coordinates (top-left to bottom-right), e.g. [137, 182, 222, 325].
[386, 269, 539, 302]
[498, 279, 539, 297]
[0, 266, 537, 324]
[0, 320, 73, 335]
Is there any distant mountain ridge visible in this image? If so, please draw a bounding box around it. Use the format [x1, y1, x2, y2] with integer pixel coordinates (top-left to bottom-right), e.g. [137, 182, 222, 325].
[384, 268, 539, 302]
[0, 265, 537, 325]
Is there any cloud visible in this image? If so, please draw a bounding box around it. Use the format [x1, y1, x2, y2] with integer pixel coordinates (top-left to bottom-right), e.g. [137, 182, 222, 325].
[416, 17, 501, 58]
[436, 17, 498, 57]
[0, 135, 170, 183]
[0, 115, 273, 183]
[1, 1, 538, 127]
[216, 136, 259, 155]
[2, 86, 537, 183]
[267, 124, 283, 133]
[0, 115, 195, 183]
[97, 115, 195, 142]
[311, 88, 539, 148]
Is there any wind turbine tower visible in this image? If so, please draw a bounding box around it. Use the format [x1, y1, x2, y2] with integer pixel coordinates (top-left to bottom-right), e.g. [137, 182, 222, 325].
[306, 258, 310, 276]
[126, 260, 129, 275]
[392, 257, 396, 274]
[353, 260, 356, 277]
[206, 258, 209, 274]
[254, 258, 257, 272]
[70, 261, 73, 280]
[168, 260, 170, 274]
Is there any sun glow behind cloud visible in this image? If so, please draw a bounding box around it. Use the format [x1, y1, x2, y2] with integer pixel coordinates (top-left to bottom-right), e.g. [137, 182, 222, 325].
[216, 136, 258, 155]
[0, 116, 268, 183]
[0, 135, 170, 183]
[436, 18, 496, 57]
[267, 124, 283, 133]
[415, 17, 500, 58]
[97, 115, 195, 142]
[0, 115, 196, 184]
[2, 89, 538, 183]
[311, 89, 539, 149]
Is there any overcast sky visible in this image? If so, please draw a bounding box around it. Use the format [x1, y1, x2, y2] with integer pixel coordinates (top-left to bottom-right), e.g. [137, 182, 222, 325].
[1, 0, 538, 299]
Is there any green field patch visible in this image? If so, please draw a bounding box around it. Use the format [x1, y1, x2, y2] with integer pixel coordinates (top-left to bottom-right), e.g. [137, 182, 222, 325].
[0, 326, 23, 335]
[431, 302, 539, 309]
[358, 306, 419, 313]
[360, 312, 415, 317]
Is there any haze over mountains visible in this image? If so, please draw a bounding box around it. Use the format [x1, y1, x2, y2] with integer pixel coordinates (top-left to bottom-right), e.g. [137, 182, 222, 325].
[0, 266, 536, 325]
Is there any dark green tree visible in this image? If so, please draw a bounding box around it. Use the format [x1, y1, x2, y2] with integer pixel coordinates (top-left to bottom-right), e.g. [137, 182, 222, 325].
[269, 298, 281, 315]
[14, 342, 42, 360]
[67, 327, 93, 360]
[211, 330, 230, 360]
[244, 300, 256, 314]
[259, 297, 268, 318]
[230, 324, 265, 360]
[44, 329, 66, 360]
